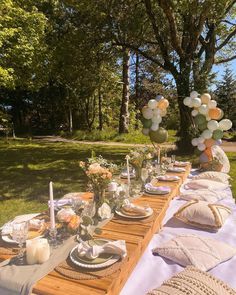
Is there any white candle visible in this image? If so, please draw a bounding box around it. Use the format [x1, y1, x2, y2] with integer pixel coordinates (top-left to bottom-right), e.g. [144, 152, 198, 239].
[26, 240, 38, 265]
[126, 156, 130, 185]
[36, 239, 50, 264]
[49, 181, 55, 229]
[157, 147, 161, 164]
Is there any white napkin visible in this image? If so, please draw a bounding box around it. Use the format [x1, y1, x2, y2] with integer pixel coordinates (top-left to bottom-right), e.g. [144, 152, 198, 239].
[77, 240, 127, 259]
[122, 203, 148, 215]
[1, 213, 40, 235]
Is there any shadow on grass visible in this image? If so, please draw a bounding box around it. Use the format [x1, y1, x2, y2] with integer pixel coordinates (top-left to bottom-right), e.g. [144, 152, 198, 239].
[0, 141, 130, 203]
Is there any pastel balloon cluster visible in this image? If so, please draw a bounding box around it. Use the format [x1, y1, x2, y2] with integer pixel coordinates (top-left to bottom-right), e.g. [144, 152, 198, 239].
[184, 91, 232, 152]
[141, 95, 169, 143]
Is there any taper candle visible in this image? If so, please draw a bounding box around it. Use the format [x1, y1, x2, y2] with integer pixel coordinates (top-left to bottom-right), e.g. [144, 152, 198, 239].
[49, 181, 55, 229]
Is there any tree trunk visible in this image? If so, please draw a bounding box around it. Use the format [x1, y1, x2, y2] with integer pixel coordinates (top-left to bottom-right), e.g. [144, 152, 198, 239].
[119, 47, 130, 134]
[98, 87, 103, 130]
[175, 63, 194, 154]
[69, 107, 73, 133]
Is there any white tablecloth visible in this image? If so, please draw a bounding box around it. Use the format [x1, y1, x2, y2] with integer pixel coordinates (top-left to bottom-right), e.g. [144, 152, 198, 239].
[120, 173, 236, 294]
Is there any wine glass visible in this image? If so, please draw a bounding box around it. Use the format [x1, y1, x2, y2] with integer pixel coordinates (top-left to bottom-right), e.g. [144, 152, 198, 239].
[171, 155, 176, 165]
[141, 168, 149, 191]
[12, 222, 28, 263]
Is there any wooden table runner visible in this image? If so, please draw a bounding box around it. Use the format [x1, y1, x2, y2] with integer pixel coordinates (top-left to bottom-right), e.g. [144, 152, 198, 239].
[0, 164, 191, 295]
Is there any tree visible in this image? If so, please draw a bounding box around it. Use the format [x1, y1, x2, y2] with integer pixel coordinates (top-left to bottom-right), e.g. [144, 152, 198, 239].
[0, 0, 48, 89]
[215, 68, 236, 127]
[101, 0, 236, 151]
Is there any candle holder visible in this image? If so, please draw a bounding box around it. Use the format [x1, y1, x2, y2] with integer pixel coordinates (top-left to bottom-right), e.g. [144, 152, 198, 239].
[49, 228, 58, 248]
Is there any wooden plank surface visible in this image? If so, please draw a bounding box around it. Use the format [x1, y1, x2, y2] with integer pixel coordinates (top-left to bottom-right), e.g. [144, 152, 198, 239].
[0, 164, 191, 295]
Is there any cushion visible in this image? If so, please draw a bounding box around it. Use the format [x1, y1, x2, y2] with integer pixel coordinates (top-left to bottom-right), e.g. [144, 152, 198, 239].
[192, 171, 230, 184]
[184, 179, 229, 191]
[147, 266, 236, 295]
[152, 234, 236, 271]
[174, 200, 231, 231]
[179, 189, 228, 203]
[212, 145, 230, 173]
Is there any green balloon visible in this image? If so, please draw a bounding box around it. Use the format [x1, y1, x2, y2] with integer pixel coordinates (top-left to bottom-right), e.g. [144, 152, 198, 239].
[149, 127, 168, 143]
[194, 147, 202, 156]
[194, 114, 207, 126]
[141, 117, 152, 128]
[198, 121, 208, 131]
[212, 129, 224, 140]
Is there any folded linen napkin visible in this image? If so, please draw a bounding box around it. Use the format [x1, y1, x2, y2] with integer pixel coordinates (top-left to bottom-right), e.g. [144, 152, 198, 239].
[77, 240, 127, 260]
[167, 167, 186, 172]
[157, 175, 180, 181]
[122, 203, 149, 216]
[174, 161, 190, 167]
[1, 213, 40, 235]
[48, 198, 72, 208]
[145, 183, 171, 194]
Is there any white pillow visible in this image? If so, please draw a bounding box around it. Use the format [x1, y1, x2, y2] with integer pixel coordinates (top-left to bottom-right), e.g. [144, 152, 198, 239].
[184, 179, 229, 191]
[212, 145, 230, 173]
[152, 234, 236, 271]
[174, 200, 231, 231]
[192, 171, 230, 184]
[180, 189, 228, 203]
[147, 266, 236, 295]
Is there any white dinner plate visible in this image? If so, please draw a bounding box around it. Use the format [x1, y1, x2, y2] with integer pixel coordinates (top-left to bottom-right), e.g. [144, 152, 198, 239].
[115, 207, 153, 219]
[70, 239, 120, 269]
[167, 167, 186, 173]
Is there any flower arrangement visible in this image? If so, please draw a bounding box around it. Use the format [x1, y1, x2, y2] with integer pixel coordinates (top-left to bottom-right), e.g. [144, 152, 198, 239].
[129, 146, 154, 178]
[56, 208, 80, 233]
[79, 155, 116, 205]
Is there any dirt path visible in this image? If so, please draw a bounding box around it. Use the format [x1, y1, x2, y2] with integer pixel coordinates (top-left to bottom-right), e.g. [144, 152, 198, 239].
[32, 136, 236, 152]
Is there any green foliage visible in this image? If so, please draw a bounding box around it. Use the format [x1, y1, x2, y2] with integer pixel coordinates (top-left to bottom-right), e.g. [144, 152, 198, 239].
[0, 0, 48, 89]
[215, 68, 236, 128]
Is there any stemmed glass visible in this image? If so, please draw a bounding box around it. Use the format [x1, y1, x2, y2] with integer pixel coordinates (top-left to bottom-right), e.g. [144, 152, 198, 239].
[12, 222, 28, 264]
[141, 168, 149, 191]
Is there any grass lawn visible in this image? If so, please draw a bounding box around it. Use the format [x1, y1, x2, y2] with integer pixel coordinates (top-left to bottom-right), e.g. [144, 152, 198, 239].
[0, 139, 235, 226]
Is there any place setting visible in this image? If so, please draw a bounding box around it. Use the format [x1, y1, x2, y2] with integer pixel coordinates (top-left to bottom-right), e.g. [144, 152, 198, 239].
[55, 238, 127, 280]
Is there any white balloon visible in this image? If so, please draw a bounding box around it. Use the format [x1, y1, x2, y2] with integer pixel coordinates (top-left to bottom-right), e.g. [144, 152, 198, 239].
[148, 99, 158, 109]
[183, 97, 191, 106]
[219, 119, 232, 131]
[208, 100, 217, 109]
[142, 128, 150, 136]
[188, 99, 194, 108]
[191, 138, 199, 146]
[153, 109, 161, 116]
[156, 95, 164, 101]
[142, 108, 153, 119]
[201, 93, 211, 104]
[198, 137, 205, 143]
[151, 123, 159, 131]
[191, 109, 199, 117]
[207, 120, 219, 131]
[152, 115, 162, 124]
[198, 104, 209, 115]
[190, 91, 199, 99]
[192, 97, 202, 108]
[201, 129, 213, 139]
[198, 143, 206, 151]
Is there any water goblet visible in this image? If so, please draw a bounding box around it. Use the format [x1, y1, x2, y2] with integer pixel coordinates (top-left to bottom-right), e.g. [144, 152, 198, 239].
[141, 168, 149, 191]
[171, 155, 176, 164]
[12, 222, 28, 264]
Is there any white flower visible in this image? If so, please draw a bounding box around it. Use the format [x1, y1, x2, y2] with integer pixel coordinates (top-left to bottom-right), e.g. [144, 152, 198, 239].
[97, 203, 112, 219]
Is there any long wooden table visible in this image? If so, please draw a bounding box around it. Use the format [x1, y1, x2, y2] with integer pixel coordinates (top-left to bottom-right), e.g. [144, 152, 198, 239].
[0, 165, 191, 295]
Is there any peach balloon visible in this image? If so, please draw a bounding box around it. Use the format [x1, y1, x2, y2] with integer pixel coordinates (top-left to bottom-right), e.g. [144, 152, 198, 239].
[158, 99, 169, 110]
[205, 147, 213, 161]
[208, 107, 222, 120]
[204, 138, 216, 148]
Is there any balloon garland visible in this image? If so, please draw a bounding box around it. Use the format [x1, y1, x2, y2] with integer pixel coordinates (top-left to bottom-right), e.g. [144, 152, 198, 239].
[141, 95, 169, 163]
[184, 91, 233, 163]
[141, 95, 169, 144]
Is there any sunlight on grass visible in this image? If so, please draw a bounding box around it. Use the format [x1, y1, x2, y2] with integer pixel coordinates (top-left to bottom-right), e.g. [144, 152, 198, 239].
[0, 139, 235, 226]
